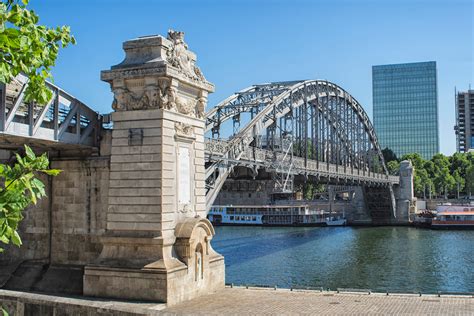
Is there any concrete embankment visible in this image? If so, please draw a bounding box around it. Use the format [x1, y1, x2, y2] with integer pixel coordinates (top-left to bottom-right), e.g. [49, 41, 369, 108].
[1, 286, 473, 315]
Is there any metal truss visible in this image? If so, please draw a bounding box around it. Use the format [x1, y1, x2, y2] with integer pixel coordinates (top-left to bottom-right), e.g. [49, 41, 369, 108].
[204, 80, 397, 212]
[0, 75, 102, 148]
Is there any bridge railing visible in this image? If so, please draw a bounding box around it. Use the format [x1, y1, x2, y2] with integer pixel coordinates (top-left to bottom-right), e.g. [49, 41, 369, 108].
[205, 138, 399, 185]
[0, 75, 101, 147]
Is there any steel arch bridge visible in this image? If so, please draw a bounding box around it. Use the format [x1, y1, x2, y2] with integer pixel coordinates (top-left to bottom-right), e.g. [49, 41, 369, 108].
[204, 80, 399, 216]
[0, 76, 399, 221]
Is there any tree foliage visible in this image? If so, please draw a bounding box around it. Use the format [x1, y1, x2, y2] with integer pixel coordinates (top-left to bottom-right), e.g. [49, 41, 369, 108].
[465, 164, 474, 196]
[0, 145, 60, 253]
[391, 150, 474, 199]
[387, 160, 400, 176]
[382, 147, 397, 163]
[0, 0, 75, 104]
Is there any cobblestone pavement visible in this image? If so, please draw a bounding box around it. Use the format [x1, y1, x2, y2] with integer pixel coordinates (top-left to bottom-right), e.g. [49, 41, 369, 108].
[162, 287, 474, 315]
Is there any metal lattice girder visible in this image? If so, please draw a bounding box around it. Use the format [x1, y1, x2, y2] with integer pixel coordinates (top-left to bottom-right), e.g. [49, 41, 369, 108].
[204, 80, 396, 213]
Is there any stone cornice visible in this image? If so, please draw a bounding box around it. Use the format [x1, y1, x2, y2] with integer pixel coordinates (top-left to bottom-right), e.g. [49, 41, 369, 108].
[101, 64, 214, 93]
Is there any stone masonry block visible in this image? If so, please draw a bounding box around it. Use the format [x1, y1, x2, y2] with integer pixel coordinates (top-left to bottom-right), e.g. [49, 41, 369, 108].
[112, 128, 162, 139]
[110, 154, 161, 163]
[107, 221, 160, 231]
[107, 213, 162, 223]
[108, 179, 161, 188]
[109, 170, 161, 180]
[108, 205, 161, 214]
[110, 162, 161, 172]
[108, 188, 160, 197]
[108, 196, 161, 205]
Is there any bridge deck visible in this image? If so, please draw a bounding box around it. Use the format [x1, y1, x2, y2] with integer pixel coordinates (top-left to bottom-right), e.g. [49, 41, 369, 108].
[0, 76, 101, 149]
[206, 139, 399, 185]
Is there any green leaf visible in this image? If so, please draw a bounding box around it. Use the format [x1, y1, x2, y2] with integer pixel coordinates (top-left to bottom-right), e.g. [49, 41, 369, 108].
[11, 230, 22, 246]
[15, 153, 24, 166]
[0, 234, 9, 244]
[24, 145, 35, 160]
[41, 169, 61, 176]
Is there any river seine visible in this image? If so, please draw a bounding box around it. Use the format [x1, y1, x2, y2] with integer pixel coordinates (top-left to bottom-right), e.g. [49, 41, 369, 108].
[212, 226, 474, 293]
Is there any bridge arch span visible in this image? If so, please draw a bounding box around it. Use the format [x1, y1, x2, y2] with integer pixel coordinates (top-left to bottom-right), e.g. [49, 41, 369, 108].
[204, 80, 397, 212]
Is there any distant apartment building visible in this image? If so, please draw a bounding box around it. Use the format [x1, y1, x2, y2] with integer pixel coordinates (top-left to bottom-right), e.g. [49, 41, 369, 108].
[372, 61, 439, 159]
[455, 89, 474, 152]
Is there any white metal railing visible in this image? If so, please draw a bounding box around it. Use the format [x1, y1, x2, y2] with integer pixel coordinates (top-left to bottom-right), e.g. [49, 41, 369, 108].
[0, 75, 101, 147]
[205, 138, 399, 185]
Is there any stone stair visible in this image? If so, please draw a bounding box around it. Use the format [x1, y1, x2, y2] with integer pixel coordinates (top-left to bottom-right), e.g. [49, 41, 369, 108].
[1, 261, 84, 295]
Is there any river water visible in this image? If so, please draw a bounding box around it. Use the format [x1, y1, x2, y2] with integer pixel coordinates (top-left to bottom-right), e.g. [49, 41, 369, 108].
[212, 226, 474, 293]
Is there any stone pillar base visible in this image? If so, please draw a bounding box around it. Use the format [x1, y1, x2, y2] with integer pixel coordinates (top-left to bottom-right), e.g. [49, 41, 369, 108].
[83, 218, 225, 306]
[84, 256, 224, 306]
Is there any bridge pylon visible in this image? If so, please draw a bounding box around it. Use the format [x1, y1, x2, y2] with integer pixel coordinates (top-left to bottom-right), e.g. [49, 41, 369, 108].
[83, 30, 224, 305]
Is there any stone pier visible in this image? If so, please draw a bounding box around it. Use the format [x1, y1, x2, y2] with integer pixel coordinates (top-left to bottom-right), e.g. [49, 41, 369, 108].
[83, 30, 224, 305]
[394, 160, 416, 222]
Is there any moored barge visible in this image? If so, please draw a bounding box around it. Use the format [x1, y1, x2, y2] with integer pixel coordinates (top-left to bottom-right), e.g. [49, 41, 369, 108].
[432, 209, 474, 229]
[208, 204, 346, 227]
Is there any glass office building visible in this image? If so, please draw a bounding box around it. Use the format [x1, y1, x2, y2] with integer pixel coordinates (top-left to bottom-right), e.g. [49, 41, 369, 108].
[372, 61, 439, 159]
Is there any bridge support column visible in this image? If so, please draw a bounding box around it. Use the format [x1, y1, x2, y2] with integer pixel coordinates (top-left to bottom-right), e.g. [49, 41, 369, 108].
[394, 160, 415, 223]
[83, 31, 224, 305]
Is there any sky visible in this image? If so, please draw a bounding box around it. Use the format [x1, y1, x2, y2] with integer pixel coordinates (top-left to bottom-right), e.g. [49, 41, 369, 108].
[29, 0, 473, 155]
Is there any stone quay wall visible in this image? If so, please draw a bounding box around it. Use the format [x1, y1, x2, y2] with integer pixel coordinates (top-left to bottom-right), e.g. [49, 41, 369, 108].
[0, 133, 111, 266]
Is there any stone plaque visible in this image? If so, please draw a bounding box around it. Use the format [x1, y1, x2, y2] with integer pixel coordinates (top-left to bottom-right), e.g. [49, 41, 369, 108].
[178, 146, 191, 205]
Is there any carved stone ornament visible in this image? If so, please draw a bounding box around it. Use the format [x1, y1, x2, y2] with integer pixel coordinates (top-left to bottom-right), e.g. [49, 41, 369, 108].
[112, 81, 180, 112]
[175, 94, 196, 115]
[112, 87, 151, 111]
[175, 122, 194, 138]
[112, 83, 205, 118]
[166, 30, 206, 82]
[196, 96, 207, 119]
[180, 203, 191, 214]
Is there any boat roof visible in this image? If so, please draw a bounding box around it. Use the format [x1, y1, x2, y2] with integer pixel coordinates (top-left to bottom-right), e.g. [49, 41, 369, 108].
[438, 211, 474, 215]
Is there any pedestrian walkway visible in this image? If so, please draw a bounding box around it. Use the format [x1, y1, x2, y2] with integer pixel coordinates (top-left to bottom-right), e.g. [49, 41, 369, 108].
[1, 287, 473, 315]
[162, 286, 474, 315]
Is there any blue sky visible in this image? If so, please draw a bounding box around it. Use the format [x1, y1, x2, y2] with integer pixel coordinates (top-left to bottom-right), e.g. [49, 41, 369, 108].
[30, 0, 473, 155]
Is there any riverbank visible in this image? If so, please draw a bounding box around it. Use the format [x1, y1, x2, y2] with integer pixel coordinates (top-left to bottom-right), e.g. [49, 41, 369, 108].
[1, 287, 473, 315]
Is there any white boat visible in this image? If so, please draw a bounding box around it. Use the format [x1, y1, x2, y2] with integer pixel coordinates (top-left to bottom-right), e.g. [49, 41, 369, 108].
[432, 204, 474, 229]
[208, 205, 347, 227]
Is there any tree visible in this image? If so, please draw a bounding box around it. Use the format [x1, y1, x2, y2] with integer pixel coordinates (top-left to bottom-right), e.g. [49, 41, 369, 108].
[415, 168, 432, 198]
[434, 166, 455, 199]
[382, 147, 398, 163]
[387, 160, 400, 176]
[450, 152, 470, 177]
[465, 164, 474, 197]
[449, 152, 471, 196]
[0, 0, 75, 104]
[453, 170, 465, 198]
[401, 153, 425, 171]
[0, 145, 60, 253]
